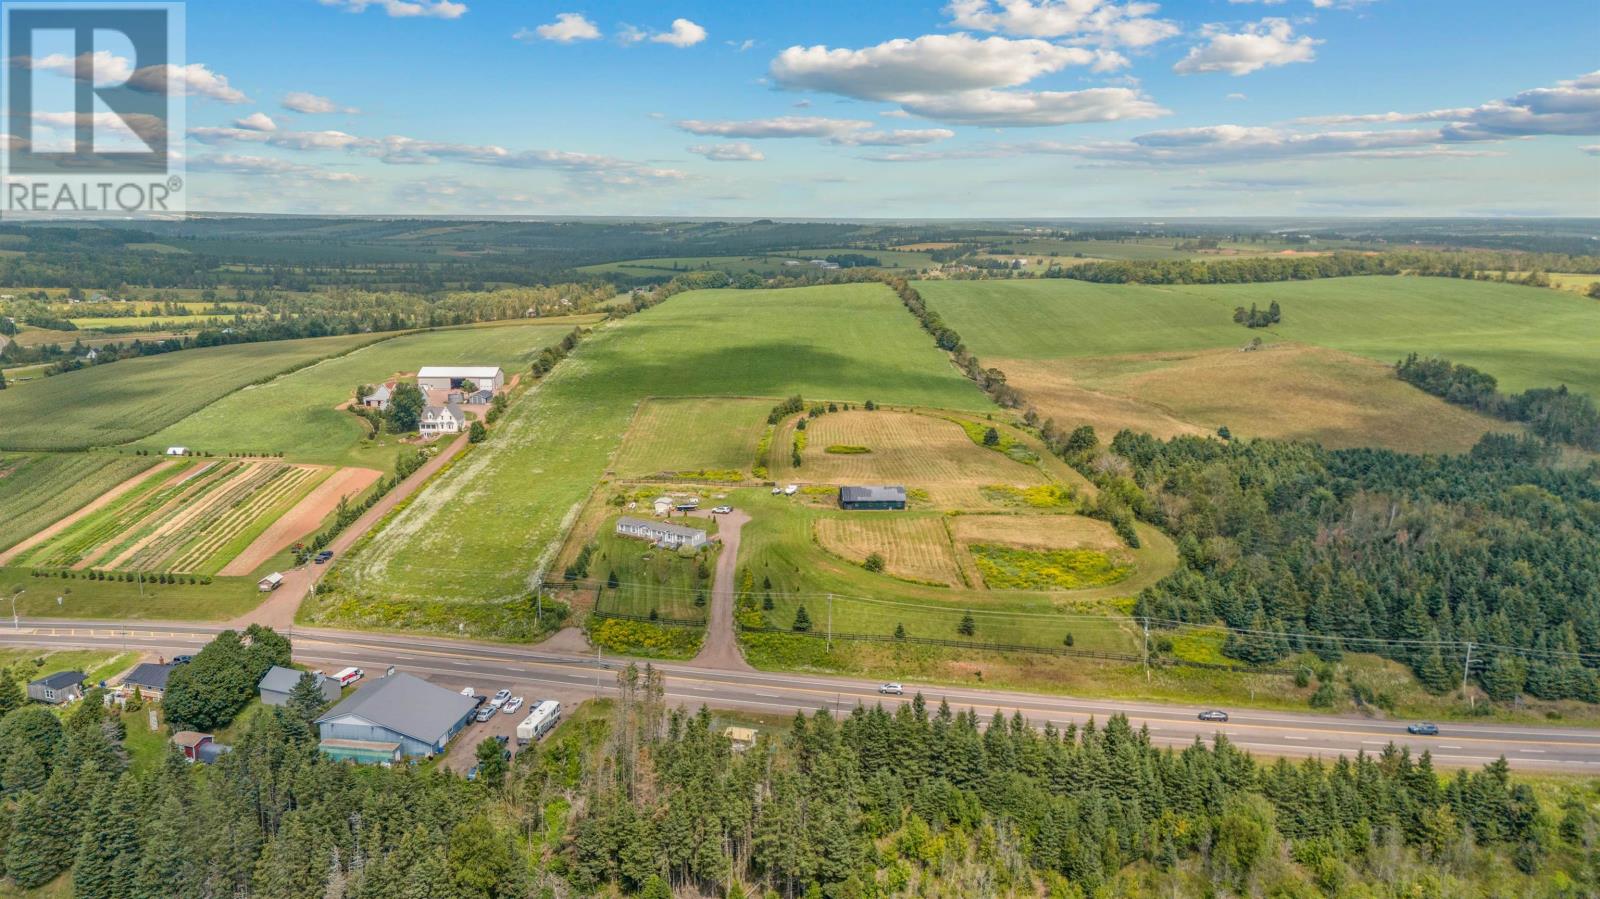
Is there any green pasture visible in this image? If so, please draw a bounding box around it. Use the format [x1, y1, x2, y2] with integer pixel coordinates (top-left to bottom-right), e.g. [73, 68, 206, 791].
[319, 282, 988, 625]
[0, 332, 387, 451]
[135, 319, 591, 467]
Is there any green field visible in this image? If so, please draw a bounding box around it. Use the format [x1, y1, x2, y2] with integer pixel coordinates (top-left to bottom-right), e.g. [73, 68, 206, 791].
[0, 454, 159, 553]
[135, 319, 592, 466]
[0, 332, 388, 451]
[312, 282, 988, 630]
[577, 248, 938, 278]
[921, 276, 1600, 395]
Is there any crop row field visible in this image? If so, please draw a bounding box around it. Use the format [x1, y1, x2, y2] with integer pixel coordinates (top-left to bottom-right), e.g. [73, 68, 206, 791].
[6, 458, 332, 576]
[0, 331, 387, 451]
[134, 318, 595, 468]
[314, 282, 989, 629]
[918, 276, 1598, 453]
[0, 453, 162, 554]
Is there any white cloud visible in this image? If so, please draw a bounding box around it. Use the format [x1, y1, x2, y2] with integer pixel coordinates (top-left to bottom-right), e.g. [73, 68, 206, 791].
[772, 33, 1108, 100]
[689, 142, 765, 161]
[898, 87, 1168, 127]
[281, 92, 359, 115]
[521, 13, 601, 43]
[945, 0, 1180, 48]
[190, 153, 365, 182]
[652, 18, 707, 47]
[1174, 18, 1319, 76]
[318, 0, 467, 19]
[677, 116, 874, 139]
[234, 112, 277, 132]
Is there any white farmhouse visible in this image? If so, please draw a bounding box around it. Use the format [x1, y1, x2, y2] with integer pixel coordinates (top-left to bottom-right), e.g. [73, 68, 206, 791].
[416, 366, 504, 392]
[419, 404, 465, 438]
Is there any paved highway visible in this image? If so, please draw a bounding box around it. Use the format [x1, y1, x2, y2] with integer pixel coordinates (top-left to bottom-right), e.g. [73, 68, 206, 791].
[8, 620, 1600, 771]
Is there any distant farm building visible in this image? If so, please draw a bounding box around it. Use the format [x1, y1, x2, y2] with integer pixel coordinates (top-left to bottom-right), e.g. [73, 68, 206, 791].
[419, 404, 465, 438]
[416, 366, 504, 392]
[259, 665, 341, 707]
[361, 384, 392, 410]
[615, 516, 708, 550]
[839, 485, 907, 511]
[316, 672, 478, 762]
[28, 671, 84, 704]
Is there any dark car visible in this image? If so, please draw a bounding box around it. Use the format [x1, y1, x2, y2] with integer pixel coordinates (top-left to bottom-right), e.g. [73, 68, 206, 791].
[1407, 722, 1440, 736]
[1198, 710, 1230, 723]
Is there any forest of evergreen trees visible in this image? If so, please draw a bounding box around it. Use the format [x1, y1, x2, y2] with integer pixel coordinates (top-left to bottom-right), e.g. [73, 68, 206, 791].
[0, 650, 1588, 898]
[1092, 429, 1600, 700]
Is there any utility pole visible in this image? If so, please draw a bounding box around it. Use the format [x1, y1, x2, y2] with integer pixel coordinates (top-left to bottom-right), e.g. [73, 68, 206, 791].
[1142, 616, 1150, 683]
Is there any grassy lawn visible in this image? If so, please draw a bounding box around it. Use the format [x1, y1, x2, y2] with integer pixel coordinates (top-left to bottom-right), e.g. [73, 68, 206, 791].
[0, 331, 388, 451]
[315, 283, 989, 635]
[135, 318, 596, 467]
[0, 453, 160, 554]
[0, 568, 263, 620]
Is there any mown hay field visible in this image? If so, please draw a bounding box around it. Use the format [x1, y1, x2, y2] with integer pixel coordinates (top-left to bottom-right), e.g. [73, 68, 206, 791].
[0, 332, 385, 451]
[814, 515, 964, 587]
[0, 453, 161, 554]
[612, 397, 772, 479]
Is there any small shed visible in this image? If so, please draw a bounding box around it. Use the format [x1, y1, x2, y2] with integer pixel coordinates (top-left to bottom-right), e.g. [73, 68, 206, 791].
[172, 731, 213, 761]
[27, 671, 84, 704]
[258, 572, 284, 592]
[259, 666, 341, 707]
[838, 485, 907, 511]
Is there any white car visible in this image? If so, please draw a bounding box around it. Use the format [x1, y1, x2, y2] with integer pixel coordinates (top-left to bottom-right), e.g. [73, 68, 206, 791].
[502, 696, 524, 715]
[878, 682, 905, 695]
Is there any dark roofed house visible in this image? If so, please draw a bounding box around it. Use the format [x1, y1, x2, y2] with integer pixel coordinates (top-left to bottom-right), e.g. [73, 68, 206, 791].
[838, 485, 907, 511]
[120, 662, 175, 698]
[315, 672, 477, 763]
[259, 666, 341, 707]
[27, 671, 84, 704]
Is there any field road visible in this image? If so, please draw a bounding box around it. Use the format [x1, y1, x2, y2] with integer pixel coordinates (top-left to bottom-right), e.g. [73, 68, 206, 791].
[236, 431, 470, 630]
[9, 620, 1600, 772]
[689, 507, 752, 671]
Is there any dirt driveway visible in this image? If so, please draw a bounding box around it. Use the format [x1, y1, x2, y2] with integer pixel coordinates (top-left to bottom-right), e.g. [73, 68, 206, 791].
[688, 508, 752, 671]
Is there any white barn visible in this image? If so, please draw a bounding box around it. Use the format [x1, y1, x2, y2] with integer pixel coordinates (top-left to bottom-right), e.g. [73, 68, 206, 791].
[416, 366, 504, 392]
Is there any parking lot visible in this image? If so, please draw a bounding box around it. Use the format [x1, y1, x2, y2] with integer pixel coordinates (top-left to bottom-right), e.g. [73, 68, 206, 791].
[437, 678, 589, 774]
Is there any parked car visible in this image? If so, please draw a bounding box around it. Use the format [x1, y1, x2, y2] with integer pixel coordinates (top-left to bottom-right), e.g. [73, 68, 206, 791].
[1198, 710, 1230, 723]
[474, 706, 495, 723]
[711, 505, 733, 514]
[1407, 722, 1440, 736]
[503, 696, 524, 715]
[878, 682, 905, 695]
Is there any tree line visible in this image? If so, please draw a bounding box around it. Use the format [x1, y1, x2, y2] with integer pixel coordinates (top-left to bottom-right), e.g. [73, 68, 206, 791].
[1395, 354, 1600, 451]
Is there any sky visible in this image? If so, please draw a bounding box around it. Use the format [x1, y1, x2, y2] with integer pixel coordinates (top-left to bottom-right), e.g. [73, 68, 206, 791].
[28, 0, 1600, 217]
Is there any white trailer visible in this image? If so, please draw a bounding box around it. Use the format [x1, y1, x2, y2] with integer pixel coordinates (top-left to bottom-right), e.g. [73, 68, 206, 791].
[515, 700, 562, 745]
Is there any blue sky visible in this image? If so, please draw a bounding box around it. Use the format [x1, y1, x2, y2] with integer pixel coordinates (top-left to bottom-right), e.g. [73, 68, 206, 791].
[144, 1, 1600, 214]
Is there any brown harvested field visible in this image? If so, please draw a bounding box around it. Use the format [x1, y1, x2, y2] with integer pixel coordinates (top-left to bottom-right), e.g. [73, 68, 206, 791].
[996, 343, 1519, 453]
[814, 515, 965, 587]
[770, 410, 1048, 508]
[951, 514, 1123, 552]
[220, 465, 383, 575]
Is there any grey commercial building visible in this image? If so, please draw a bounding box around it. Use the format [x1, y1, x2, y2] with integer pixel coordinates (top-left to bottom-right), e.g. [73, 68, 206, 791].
[316, 672, 477, 762]
[258, 666, 341, 707]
